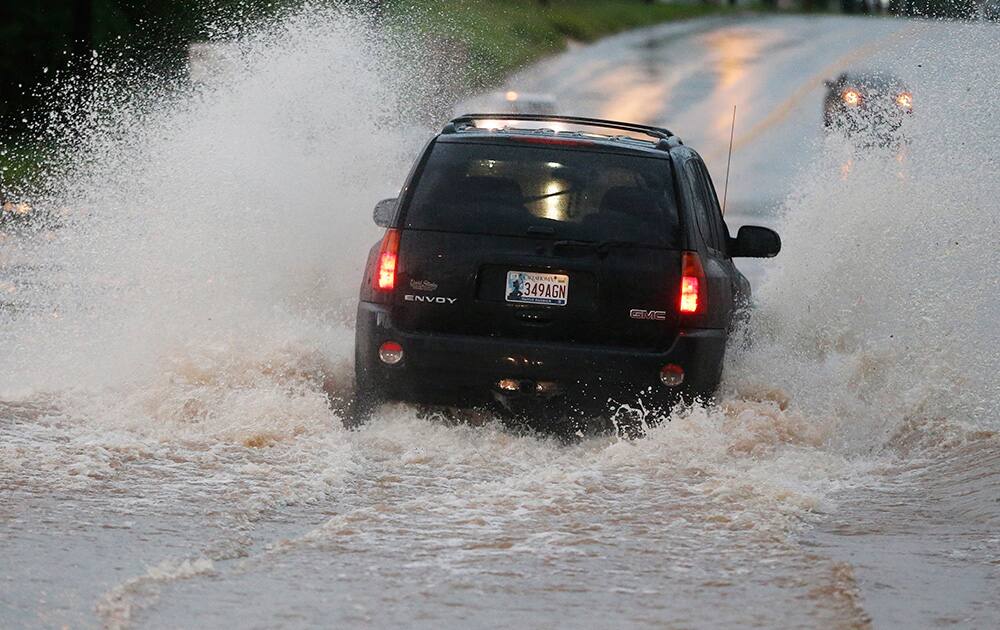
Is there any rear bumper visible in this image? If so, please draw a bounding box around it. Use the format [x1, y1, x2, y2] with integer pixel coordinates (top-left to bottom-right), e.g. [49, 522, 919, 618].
[355, 302, 726, 404]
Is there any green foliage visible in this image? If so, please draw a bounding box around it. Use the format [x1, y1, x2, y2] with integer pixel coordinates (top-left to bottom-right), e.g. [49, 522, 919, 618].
[544, 1, 722, 42]
[392, 1, 563, 88]
[0, 144, 44, 194]
[386, 0, 727, 90]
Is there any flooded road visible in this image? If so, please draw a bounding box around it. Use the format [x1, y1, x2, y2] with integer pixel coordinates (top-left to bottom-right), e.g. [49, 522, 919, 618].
[2, 11, 999, 629]
[2, 400, 875, 629]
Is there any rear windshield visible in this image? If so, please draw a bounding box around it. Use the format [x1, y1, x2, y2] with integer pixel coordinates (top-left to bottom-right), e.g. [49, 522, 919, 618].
[404, 141, 679, 247]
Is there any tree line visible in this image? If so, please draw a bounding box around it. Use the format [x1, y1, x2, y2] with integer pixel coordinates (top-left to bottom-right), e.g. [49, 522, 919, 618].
[0, 0, 311, 134]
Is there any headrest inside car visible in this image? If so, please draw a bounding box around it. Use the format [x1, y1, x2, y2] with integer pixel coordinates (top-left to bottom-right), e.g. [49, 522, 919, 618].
[599, 186, 657, 220]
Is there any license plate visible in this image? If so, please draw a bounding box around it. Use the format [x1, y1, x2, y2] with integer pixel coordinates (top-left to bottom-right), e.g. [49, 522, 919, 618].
[505, 271, 569, 306]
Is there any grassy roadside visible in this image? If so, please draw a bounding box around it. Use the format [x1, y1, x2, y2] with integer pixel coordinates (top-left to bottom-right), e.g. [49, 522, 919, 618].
[0, 142, 49, 195]
[395, 0, 735, 88]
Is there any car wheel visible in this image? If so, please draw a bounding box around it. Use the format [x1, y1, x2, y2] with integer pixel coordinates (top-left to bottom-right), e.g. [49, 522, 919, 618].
[348, 346, 384, 428]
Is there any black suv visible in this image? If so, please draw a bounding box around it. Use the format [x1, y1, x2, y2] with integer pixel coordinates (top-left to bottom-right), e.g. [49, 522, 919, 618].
[354, 115, 779, 422]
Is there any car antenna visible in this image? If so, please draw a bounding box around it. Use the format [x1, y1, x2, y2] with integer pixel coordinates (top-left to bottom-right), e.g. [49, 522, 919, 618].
[722, 104, 736, 215]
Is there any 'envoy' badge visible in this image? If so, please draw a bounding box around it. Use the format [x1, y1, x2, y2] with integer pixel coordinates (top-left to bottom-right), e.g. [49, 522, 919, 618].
[405, 295, 457, 304]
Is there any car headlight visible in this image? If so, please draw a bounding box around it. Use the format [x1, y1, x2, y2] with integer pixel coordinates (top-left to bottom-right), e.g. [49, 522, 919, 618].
[841, 88, 862, 106]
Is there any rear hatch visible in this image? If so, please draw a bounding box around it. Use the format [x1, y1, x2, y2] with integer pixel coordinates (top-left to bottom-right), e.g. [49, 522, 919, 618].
[393, 138, 683, 350]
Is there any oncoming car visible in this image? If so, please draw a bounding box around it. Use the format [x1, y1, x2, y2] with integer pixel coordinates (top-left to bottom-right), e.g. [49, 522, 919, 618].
[353, 114, 780, 425]
[457, 90, 558, 117]
[823, 71, 913, 146]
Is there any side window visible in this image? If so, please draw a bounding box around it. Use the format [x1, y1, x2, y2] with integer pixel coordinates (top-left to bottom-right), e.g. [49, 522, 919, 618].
[696, 162, 730, 253]
[682, 160, 726, 254]
[684, 159, 725, 251]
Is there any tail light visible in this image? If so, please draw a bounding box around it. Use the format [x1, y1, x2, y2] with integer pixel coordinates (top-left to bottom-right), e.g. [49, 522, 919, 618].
[841, 88, 861, 106]
[374, 229, 400, 291]
[679, 251, 706, 315]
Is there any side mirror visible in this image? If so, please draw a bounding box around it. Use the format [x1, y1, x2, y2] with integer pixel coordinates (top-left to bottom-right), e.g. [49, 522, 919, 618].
[824, 79, 835, 89]
[373, 198, 397, 228]
[730, 225, 781, 258]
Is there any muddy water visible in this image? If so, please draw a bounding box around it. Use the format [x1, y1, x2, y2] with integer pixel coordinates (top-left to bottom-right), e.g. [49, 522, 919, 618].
[2, 10, 999, 630]
[3, 400, 876, 629]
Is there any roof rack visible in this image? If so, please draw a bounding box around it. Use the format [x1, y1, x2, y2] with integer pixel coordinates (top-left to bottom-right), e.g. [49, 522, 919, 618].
[444, 113, 679, 146]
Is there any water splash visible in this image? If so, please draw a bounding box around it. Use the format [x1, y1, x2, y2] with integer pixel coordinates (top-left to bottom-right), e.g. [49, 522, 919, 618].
[0, 7, 448, 426]
[725, 22, 1000, 458]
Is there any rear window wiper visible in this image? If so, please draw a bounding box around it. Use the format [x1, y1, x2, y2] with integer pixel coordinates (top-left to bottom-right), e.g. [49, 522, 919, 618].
[527, 225, 556, 236]
[553, 239, 641, 257]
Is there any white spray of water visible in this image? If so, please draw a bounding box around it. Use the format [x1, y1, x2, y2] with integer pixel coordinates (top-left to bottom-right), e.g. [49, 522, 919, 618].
[727, 22, 1000, 457]
[0, 8, 451, 440]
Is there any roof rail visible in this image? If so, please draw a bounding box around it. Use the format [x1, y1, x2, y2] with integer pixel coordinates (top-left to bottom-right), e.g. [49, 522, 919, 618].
[445, 113, 675, 142]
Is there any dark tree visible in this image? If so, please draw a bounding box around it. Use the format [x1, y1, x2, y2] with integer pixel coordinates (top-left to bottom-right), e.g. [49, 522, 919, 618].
[71, 0, 93, 61]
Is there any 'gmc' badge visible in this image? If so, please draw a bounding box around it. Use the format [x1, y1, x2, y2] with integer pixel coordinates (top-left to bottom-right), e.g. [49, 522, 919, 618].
[629, 309, 667, 321]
